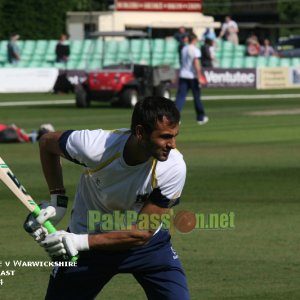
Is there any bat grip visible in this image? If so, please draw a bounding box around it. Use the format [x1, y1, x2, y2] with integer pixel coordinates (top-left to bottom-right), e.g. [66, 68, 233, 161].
[33, 205, 79, 262]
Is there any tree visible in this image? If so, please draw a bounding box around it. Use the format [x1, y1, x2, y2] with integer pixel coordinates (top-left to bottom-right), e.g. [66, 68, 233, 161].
[278, 0, 300, 36]
[0, 0, 74, 39]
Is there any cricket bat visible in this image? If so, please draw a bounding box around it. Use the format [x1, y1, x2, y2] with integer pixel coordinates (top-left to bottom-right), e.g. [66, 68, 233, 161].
[0, 156, 78, 261]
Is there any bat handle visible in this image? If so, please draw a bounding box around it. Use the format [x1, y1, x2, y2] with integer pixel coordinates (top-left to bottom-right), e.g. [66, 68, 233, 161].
[33, 205, 79, 262]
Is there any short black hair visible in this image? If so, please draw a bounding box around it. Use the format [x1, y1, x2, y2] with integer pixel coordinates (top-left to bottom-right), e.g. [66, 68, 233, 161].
[188, 32, 197, 43]
[131, 96, 180, 135]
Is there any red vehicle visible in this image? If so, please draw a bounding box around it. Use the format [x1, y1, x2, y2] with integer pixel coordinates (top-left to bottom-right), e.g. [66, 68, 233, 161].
[75, 31, 176, 108]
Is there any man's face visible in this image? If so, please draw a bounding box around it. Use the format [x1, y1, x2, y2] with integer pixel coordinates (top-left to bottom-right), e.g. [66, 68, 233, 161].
[141, 116, 179, 162]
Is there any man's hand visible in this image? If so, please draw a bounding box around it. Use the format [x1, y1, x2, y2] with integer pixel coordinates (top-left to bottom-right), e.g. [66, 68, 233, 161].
[40, 231, 89, 260]
[23, 194, 68, 242]
[24, 205, 56, 242]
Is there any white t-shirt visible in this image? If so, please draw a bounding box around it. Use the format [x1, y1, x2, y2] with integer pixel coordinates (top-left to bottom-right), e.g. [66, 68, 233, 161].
[221, 20, 238, 36]
[60, 129, 186, 234]
[179, 44, 201, 79]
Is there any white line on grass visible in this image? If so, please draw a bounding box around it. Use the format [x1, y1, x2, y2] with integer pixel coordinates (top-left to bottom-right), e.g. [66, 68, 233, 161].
[0, 93, 299, 107]
[193, 93, 300, 101]
[0, 100, 74, 106]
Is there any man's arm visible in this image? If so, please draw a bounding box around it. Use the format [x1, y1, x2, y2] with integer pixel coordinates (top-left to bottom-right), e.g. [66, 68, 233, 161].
[193, 57, 202, 83]
[39, 132, 65, 193]
[88, 201, 170, 251]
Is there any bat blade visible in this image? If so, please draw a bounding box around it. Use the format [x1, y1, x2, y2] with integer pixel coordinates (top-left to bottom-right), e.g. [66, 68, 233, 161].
[0, 156, 78, 261]
[0, 156, 37, 212]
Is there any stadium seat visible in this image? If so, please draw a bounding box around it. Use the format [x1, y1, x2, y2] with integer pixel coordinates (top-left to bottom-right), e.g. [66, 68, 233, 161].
[279, 58, 291, 67]
[130, 39, 143, 54]
[81, 39, 93, 55]
[70, 40, 83, 55]
[222, 50, 234, 59]
[141, 39, 151, 54]
[104, 41, 118, 63]
[35, 40, 48, 55]
[268, 56, 280, 67]
[232, 57, 244, 68]
[220, 57, 232, 68]
[256, 56, 268, 67]
[291, 57, 300, 66]
[152, 53, 164, 66]
[214, 38, 223, 53]
[164, 39, 177, 53]
[153, 39, 165, 54]
[222, 41, 235, 52]
[28, 60, 43, 68]
[45, 40, 57, 54]
[118, 39, 130, 54]
[244, 56, 256, 68]
[22, 40, 36, 56]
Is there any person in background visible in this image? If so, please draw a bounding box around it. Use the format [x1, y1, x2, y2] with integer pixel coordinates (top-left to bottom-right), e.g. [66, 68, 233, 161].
[55, 33, 70, 63]
[202, 28, 216, 42]
[175, 33, 208, 125]
[246, 33, 261, 56]
[7, 33, 21, 64]
[0, 124, 55, 143]
[174, 26, 189, 65]
[219, 16, 239, 45]
[201, 38, 215, 68]
[260, 39, 276, 57]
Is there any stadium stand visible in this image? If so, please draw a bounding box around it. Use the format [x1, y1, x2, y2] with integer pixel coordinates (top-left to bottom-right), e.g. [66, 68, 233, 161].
[0, 38, 298, 69]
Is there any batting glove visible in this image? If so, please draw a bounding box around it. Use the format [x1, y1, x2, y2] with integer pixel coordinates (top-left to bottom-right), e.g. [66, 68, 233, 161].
[24, 194, 68, 242]
[40, 230, 89, 260]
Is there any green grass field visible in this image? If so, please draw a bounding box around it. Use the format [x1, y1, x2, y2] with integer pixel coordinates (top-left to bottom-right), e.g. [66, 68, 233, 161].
[0, 89, 300, 299]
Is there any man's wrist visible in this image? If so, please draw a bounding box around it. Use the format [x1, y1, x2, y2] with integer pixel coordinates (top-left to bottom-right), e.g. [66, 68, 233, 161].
[74, 234, 89, 251]
[50, 188, 66, 195]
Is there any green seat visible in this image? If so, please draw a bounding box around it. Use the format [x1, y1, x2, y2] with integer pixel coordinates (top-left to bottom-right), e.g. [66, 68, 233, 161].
[291, 57, 300, 66]
[104, 40, 118, 56]
[90, 40, 103, 55]
[153, 39, 165, 54]
[17, 60, 30, 68]
[35, 40, 48, 55]
[222, 50, 234, 59]
[22, 40, 36, 55]
[164, 39, 177, 53]
[222, 41, 235, 52]
[141, 39, 151, 54]
[279, 58, 291, 67]
[268, 56, 280, 67]
[220, 57, 232, 68]
[232, 57, 244, 68]
[76, 60, 86, 69]
[0, 41, 8, 55]
[81, 39, 93, 55]
[118, 40, 130, 53]
[130, 39, 143, 54]
[256, 56, 268, 67]
[116, 52, 129, 62]
[215, 38, 223, 50]
[28, 60, 43, 68]
[40, 61, 54, 68]
[151, 54, 163, 66]
[70, 40, 83, 55]
[88, 60, 101, 70]
[244, 56, 256, 68]
[54, 62, 67, 69]
[45, 40, 57, 55]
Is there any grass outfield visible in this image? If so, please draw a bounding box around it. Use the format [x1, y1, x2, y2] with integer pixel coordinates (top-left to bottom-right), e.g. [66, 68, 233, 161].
[0, 89, 300, 299]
